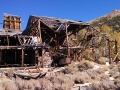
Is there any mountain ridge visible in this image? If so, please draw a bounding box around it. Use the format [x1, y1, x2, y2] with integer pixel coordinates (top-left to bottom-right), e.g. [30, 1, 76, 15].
[87, 10, 120, 32]
[88, 10, 120, 24]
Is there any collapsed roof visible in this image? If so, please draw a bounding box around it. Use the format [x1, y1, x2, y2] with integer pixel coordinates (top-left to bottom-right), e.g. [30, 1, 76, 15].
[23, 15, 90, 47]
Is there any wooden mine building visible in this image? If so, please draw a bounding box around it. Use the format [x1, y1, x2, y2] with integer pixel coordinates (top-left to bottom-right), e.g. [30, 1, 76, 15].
[1, 14, 116, 67]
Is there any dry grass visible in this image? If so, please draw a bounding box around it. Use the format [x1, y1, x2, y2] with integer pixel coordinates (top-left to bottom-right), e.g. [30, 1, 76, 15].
[46, 72, 74, 90]
[65, 60, 94, 73]
[30, 79, 41, 89]
[96, 67, 107, 74]
[1, 61, 120, 90]
[0, 81, 18, 90]
[90, 80, 117, 90]
[64, 61, 79, 74]
[16, 78, 33, 90]
[114, 78, 120, 89]
[82, 49, 95, 61]
[78, 60, 94, 71]
[6, 69, 14, 77]
[100, 74, 110, 81]
[109, 65, 119, 78]
[0, 84, 5, 90]
[74, 71, 91, 84]
[86, 69, 101, 82]
[39, 78, 52, 90]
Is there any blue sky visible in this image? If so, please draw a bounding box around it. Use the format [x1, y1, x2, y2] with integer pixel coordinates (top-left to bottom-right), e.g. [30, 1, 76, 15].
[0, 0, 120, 30]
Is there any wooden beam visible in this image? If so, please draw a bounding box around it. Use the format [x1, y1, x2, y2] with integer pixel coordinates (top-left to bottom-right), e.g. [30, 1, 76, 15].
[21, 49, 24, 66]
[66, 23, 70, 57]
[107, 39, 112, 64]
[15, 49, 16, 64]
[115, 40, 118, 62]
[7, 36, 9, 46]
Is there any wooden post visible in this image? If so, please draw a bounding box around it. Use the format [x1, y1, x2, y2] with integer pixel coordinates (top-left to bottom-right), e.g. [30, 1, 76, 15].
[21, 49, 24, 66]
[7, 36, 9, 46]
[15, 49, 16, 64]
[66, 23, 70, 57]
[14, 17, 16, 29]
[115, 40, 118, 62]
[0, 50, 2, 64]
[41, 48, 45, 68]
[108, 39, 112, 64]
[115, 40, 118, 54]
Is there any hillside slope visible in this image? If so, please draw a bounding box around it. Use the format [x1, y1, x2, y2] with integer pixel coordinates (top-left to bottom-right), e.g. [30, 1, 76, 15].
[88, 10, 120, 32]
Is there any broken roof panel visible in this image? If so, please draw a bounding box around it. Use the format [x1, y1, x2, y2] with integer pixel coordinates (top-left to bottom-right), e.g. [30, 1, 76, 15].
[0, 28, 22, 36]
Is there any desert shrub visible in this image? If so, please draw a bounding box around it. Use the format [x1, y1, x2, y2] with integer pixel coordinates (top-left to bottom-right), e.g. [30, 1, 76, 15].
[15, 77, 35, 90]
[4, 69, 14, 78]
[74, 72, 91, 84]
[15, 77, 25, 90]
[90, 80, 117, 90]
[78, 60, 94, 71]
[116, 63, 120, 72]
[109, 70, 119, 78]
[0, 84, 5, 90]
[65, 60, 93, 73]
[82, 49, 94, 61]
[117, 63, 120, 67]
[86, 69, 101, 82]
[100, 74, 109, 81]
[46, 72, 74, 90]
[39, 78, 53, 90]
[30, 79, 41, 89]
[1, 81, 18, 90]
[64, 61, 79, 73]
[97, 57, 106, 65]
[109, 66, 119, 77]
[109, 64, 115, 69]
[114, 78, 120, 89]
[96, 67, 107, 74]
[53, 72, 74, 90]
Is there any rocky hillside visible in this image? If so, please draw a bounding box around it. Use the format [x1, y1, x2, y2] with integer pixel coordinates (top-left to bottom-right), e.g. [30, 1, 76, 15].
[88, 10, 120, 32]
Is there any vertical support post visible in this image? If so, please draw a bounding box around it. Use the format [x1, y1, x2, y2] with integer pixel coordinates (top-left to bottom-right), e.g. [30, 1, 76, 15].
[115, 40, 118, 54]
[0, 50, 2, 64]
[15, 49, 16, 64]
[115, 39, 118, 62]
[21, 49, 24, 66]
[14, 17, 16, 29]
[41, 48, 44, 68]
[38, 19, 42, 43]
[20, 17, 21, 30]
[7, 36, 9, 46]
[66, 23, 70, 57]
[108, 39, 112, 64]
[35, 50, 39, 66]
